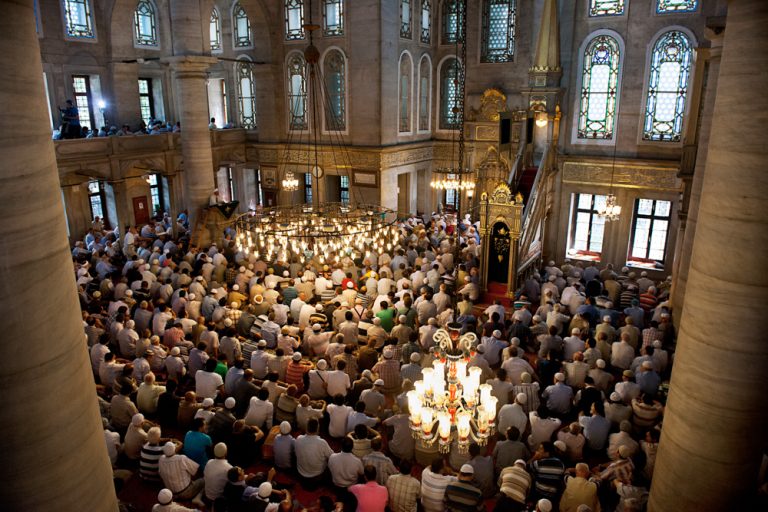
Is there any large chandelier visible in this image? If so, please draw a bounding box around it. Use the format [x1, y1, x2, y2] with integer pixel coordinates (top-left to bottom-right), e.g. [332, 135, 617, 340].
[430, 172, 476, 192]
[408, 324, 497, 454]
[236, 11, 398, 261]
[235, 203, 398, 265]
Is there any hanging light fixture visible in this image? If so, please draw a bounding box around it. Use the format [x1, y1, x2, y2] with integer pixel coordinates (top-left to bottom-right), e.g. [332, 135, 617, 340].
[235, 1, 398, 263]
[430, 0, 474, 195]
[409, 324, 496, 453]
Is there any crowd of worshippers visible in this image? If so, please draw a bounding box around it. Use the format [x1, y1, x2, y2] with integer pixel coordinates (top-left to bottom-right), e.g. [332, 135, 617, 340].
[76, 212, 674, 512]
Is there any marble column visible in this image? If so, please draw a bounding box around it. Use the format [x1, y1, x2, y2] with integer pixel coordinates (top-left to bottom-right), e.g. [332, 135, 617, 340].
[166, 56, 218, 230]
[649, 2, 768, 510]
[0, 1, 117, 510]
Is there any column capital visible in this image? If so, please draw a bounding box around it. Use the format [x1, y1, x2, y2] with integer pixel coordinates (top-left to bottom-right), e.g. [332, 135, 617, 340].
[162, 56, 218, 77]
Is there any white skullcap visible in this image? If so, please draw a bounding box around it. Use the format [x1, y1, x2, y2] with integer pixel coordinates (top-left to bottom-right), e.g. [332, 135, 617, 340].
[347, 281, 354, 289]
[516, 393, 527, 404]
[374, 379, 385, 386]
[362, 370, 373, 380]
[232, 284, 240, 291]
[125, 289, 133, 297]
[596, 359, 606, 369]
[257, 340, 267, 348]
[157, 489, 173, 505]
[315, 304, 323, 311]
[492, 330, 502, 338]
[202, 398, 214, 408]
[239, 266, 246, 272]
[280, 421, 292, 435]
[652, 340, 662, 348]
[196, 276, 204, 281]
[459, 464, 475, 475]
[292, 352, 302, 361]
[514, 459, 526, 466]
[131, 413, 144, 426]
[603, 315, 612, 322]
[188, 293, 196, 300]
[410, 352, 421, 362]
[225, 397, 236, 409]
[258, 482, 273, 498]
[537, 498, 553, 512]
[170, 347, 180, 356]
[554, 372, 565, 382]
[641, 361, 654, 370]
[316, 359, 328, 370]
[383, 347, 394, 358]
[126, 320, 135, 329]
[214, 442, 227, 457]
[572, 328, 581, 335]
[554, 440, 567, 452]
[399, 315, 407, 323]
[610, 392, 622, 402]
[373, 317, 381, 325]
[283, 271, 290, 277]
[224, 318, 233, 327]
[312, 323, 322, 331]
[162, 441, 176, 457]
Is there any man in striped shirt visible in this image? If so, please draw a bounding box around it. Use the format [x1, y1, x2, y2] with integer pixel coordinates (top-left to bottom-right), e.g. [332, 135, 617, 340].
[139, 426, 165, 482]
[421, 458, 457, 512]
[443, 464, 484, 511]
[530, 442, 566, 504]
[387, 460, 420, 512]
[498, 459, 532, 509]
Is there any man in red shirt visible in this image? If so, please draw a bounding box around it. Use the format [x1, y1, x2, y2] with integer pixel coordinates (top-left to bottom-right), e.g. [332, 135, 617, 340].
[285, 352, 313, 393]
[350, 464, 388, 512]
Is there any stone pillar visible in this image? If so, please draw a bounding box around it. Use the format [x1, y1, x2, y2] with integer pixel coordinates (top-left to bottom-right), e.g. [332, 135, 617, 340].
[165, 56, 218, 229]
[109, 62, 141, 128]
[649, 2, 768, 511]
[0, 2, 118, 510]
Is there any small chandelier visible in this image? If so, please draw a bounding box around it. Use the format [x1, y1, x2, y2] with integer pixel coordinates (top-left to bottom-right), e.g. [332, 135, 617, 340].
[597, 193, 621, 221]
[282, 171, 299, 192]
[408, 324, 497, 454]
[430, 171, 476, 192]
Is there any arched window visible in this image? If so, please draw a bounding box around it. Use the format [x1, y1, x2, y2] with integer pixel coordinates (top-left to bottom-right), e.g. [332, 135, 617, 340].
[287, 53, 308, 130]
[324, 50, 346, 131]
[481, 0, 516, 63]
[589, 0, 625, 17]
[134, 0, 157, 46]
[286, 0, 305, 40]
[237, 60, 257, 129]
[642, 30, 692, 142]
[323, 0, 344, 36]
[210, 7, 222, 51]
[656, 0, 697, 14]
[63, 0, 95, 39]
[421, 0, 432, 43]
[399, 53, 413, 133]
[400, 0, 412, 39]
[418, 55, 432, 132]
[439, 57, 462, 130]
[233, 2, 252, 48]
[577, 34, 621, 140]
[441, 0, 464, 45]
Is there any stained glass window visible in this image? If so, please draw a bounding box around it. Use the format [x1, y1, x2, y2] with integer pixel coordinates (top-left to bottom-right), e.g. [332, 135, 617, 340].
[481, 0, 516, 63]
[210, 8, 222, 51]
[304, 172, 313, 204]
[421, 0, 432, 43]
[148, 174, 164, 214]
[568, 193, 607, 256]
[418, 56, 431, 131]
[439, 58, 462, 130]
[134, 0, 157, 46]
[323, 0, 343, 36]
[72, 75, 94, 130]
[399, 54, 413, 133]
[88, 181, 106, 222]
[656, 0, 697, 14]
[401, 0, 412, 38]
[287, 53, 308, 130]
[324, 50, 346, 131]
[63, 0, 95, 39]
[233, 3, 252, 48]
[340, 176, 350, 205]
[578, 34, 620, 139]
[630, 198, 671, 264]
[643, 30, 692, 142]
[286, 0, 305, 40]
[441, 0, 464, 45]
[589, 0, 625, 17]
[237, 60, 257, 129]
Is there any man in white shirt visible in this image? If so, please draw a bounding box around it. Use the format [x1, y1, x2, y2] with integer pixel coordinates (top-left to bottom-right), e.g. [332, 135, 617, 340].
[195, 359, 224, 400]
[325, 362, 351, 398]
[328, 437, 365, 488]
[203, 443, 232, 501]
[244, 389, 274, 430]
[295, 418, 334, 480]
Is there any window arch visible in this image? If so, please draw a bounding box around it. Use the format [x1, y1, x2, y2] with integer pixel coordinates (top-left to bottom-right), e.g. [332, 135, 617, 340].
[287, 53, 308, 131]
[323, 49, 347, 131]
[481, 0, 516, 63]
[438, 57, 462, 130]
[233, 2, 252, 48]
[589, 0, 626, 17]
[642, 30, 693, 142]
[657, 0, 697, 14]
[210, 7, 222, 51]
[399, 52, 413, 133]
[421, 0, 432, 43]
[418, 55, 432, 132]
[63, 0, 95, 39]
[441, 0, 464, 45]
[134, 0, 158, 47]
[286, 0, 305, 40]
[236, 59, 257, 129]
[577, 33, 622, 140]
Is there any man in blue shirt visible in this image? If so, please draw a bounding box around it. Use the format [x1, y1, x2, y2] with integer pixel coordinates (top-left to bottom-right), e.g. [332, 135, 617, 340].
[183, 417, 213, 469]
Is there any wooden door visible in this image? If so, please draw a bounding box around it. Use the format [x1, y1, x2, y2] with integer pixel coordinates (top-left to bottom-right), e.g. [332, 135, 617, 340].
[133, 196, 151, 225]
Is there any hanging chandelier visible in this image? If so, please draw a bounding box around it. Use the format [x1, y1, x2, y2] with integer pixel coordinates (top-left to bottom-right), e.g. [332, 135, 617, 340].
[236, 3, 398, 262]
[597, 193, 621, 221]
[408, 324, 497, 453]
[431, 0, 474, 194]
[281, 171, 299, 192]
